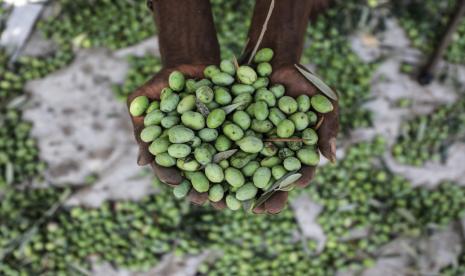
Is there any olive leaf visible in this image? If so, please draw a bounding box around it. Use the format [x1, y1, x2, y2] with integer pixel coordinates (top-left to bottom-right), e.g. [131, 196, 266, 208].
[5, 162, 14, 185]
[416, 118, 427, 141]
[277, 173, 302, 191]
[69, 263, 92, 276]
[242, 199, 255, 213]
[7, 95, 27, 109]
[294, 64, 339, 101]
[212, 149, 238, 163]
[396, 208, 417, 223]
[222, 102, 246, 115]
[233, 55, 240, 70]
[278, 184, 296, 192]
[338, 204, 357, 212]
[253, 171, 300, 209]
[196, 100, 210, 116]
[369, 199, 382, 208]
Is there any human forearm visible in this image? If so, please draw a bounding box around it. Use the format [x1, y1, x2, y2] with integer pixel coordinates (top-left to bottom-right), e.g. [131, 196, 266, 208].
[151, 0, 220, 67]
[246, 0, 328, 66]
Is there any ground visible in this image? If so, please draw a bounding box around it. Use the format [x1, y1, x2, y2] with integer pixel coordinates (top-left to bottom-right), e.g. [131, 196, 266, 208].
[0, 0, 465, 276]
[15, 14, 465, 275]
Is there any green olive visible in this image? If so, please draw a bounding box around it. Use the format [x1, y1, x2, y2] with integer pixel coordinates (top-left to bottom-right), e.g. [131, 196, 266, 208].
[129, 96, 149, 116]
[173, 179, 191, 199]
[277, 119, 295, 138]
[223, 123, 244, 141]
[205, 163, 224, 183]
[140, 126, 162, 143]
[207, 109, 226, 129]
[237, 66, 258, 85]
[196, 86, 214, 104]
[208, 184, 225, 202]
[225, 167, 245, 188]
[168, 71, 185, 91]
[237, 136, 264, 153]
[167, 144, 191, 158]
[311, 95, 334, 113]
[236, 183, 258, 201]
[181, 111, 205, 130]
[253, 167, 272, 189]
[220, 60, 236, 75]
[190, 172, 210, 193]
[278, 96, 298, 114]
[297, 146, 320, 166]
[254, 48, 274, 63]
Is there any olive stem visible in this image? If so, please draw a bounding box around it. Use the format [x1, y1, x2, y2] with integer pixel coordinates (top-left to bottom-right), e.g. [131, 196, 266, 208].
[246, 0, 275, 64]
[245, 0, 315, 67]
[315, 116, 325, 130]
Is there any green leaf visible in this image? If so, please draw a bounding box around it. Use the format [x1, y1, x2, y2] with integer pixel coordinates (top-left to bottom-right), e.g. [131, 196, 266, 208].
[242, 199, 255, 213]
[294, 64, 339, 101]
[5, 162, 14, 185]
[7, 95, 27, 109]
[212, 149, 238, 163]
[233, 55, 240, 70]
[222, 102, 247, 115]
[396, 208, 417, 224]
[253, 171, 300, 209]
[278, 184, 296, 192]
[278, 173, 302, 190]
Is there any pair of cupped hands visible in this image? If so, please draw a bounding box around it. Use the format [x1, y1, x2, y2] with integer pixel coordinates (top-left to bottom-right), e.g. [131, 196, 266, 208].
[127, 54, 339, 214]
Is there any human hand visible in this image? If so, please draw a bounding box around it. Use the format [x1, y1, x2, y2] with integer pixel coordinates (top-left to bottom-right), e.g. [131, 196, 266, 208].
[127, 63, 338, 212]
[241, 0, 336, 214]
[127, 65, 223, 204]
[252, 64, 339, 214]
[205, 61, 339, 214]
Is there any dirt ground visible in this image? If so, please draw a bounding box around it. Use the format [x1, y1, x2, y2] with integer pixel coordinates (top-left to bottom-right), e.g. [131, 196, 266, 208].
[19, 17, 465, 275]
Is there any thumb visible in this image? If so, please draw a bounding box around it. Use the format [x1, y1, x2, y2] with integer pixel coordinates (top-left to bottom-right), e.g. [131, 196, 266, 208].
[316, 101, 338, 162]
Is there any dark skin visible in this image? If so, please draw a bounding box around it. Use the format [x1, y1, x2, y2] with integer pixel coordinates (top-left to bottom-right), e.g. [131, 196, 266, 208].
[128, 0, 337, 214]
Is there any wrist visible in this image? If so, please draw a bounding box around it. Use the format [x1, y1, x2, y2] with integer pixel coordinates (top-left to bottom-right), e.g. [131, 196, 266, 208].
[161, 53, 219, 69]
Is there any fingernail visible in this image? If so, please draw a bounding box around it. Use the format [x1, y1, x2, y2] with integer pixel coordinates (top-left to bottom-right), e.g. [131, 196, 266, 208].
[137, 150, 149, 166]
[137, 153, 143, 165]
[329, 137, 337, 163]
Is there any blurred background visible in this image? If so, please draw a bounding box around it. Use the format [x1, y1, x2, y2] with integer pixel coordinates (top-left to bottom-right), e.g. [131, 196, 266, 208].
[1, 0, 465, 275]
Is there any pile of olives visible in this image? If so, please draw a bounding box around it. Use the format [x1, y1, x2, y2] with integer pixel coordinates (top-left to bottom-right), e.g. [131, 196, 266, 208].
[38, 0, 154, 50]
[392, 98, 465, 166]
[0, 50, 50, 188]
[130, 48, 334, 210]
[3, 139, 465, 275]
